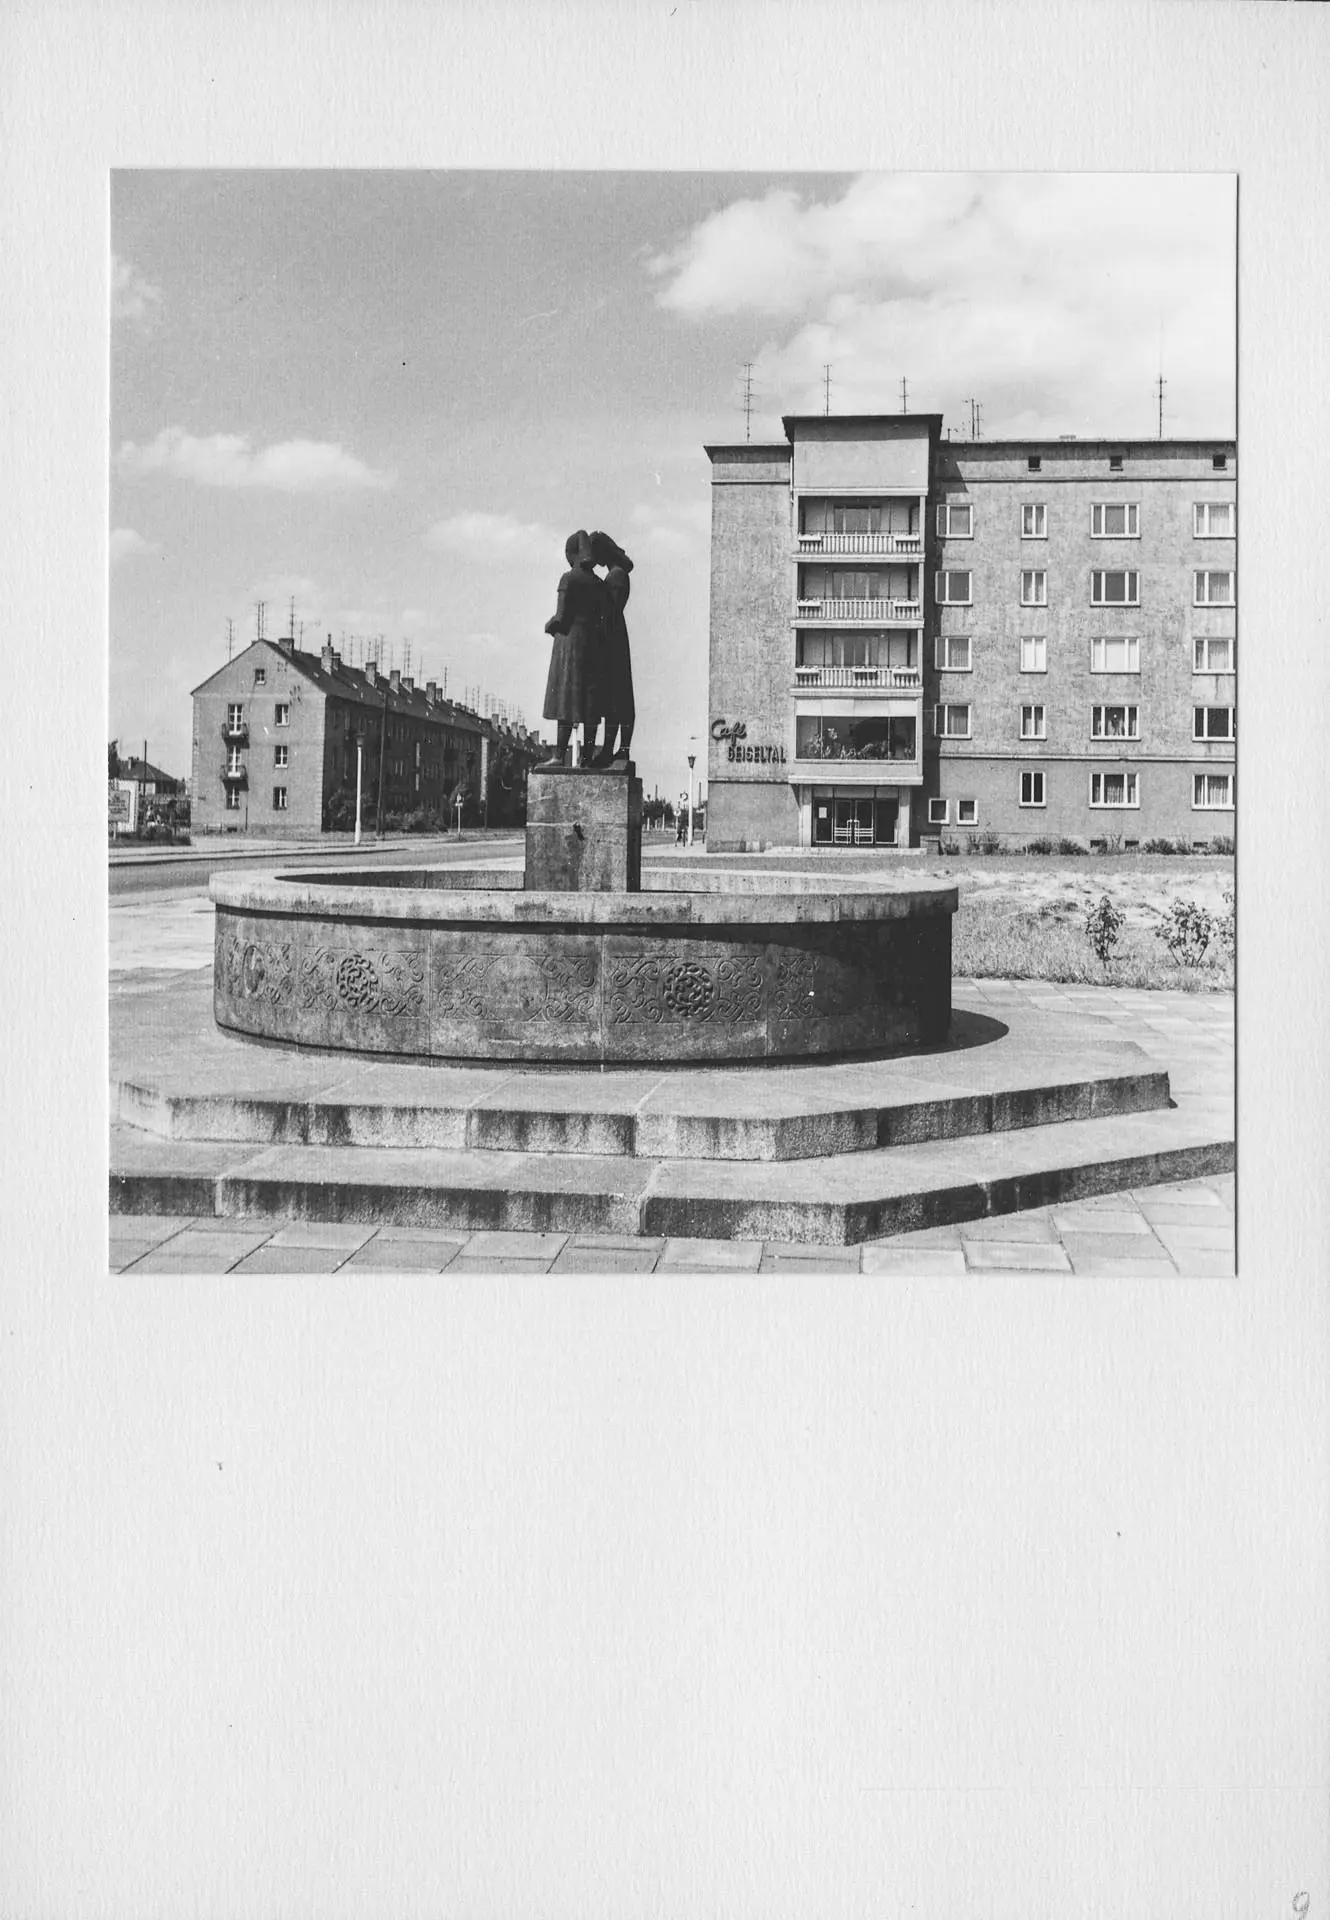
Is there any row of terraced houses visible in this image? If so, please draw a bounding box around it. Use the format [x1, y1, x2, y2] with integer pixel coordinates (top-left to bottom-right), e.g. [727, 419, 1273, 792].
[191, 634, 545, 836]
[705, 414, 1235, 851]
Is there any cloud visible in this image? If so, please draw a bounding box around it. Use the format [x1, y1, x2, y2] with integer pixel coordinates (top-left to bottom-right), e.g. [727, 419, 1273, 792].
[423, 510, 556, 561]
[628, 496, 711, 552]
[116, 427, 394, 492]
[650, 173, 1235, 437]
[112, 253, 161, 323]
[109, 526, 159, 563]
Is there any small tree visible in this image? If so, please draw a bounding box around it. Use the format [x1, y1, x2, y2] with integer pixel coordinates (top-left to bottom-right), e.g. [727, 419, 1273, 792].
[1155, 899, 1216, 968]
[1085, 893, 1126, 969]
[108, 740, 121, 780]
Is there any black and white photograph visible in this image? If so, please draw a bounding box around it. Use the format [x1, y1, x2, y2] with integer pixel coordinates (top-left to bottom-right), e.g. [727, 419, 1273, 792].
[5, 5, 1326, 1918]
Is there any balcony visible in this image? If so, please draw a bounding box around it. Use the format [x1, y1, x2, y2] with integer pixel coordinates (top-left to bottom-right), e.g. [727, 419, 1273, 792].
[221, 719, 249, 745]
[794, 665, 922, 692]
[796, 531, 922, 556]
[796, 598, 922, 624]
[220, 761, 248, 787]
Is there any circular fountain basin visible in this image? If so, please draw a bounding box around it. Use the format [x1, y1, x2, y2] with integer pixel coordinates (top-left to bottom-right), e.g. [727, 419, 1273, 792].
[210, 868, 958, 1065]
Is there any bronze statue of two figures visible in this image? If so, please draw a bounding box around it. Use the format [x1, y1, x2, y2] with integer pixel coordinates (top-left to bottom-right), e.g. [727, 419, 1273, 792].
[540, 529, 635, 770]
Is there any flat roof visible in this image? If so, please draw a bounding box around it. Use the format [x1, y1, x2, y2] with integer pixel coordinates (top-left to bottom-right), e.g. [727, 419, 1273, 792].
[781, 413, 944, 436]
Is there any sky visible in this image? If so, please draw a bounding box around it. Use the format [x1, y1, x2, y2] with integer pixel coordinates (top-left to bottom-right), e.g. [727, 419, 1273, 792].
[110, 170, 1235, 803]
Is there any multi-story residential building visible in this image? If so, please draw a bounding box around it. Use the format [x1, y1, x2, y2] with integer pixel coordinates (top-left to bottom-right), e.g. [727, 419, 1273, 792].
[705, 414, 1235, 851]
[191, 633, 545, 836]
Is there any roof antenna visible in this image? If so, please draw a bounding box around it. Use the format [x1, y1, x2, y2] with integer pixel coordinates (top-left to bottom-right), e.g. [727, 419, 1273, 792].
[254, 600, 266, 642]
[742, 362, 754, 443]
[226, 617, 235, 661]
[899, 375, 909, 414]
[1155, 371, 1166, 440]
[823, 364, 832, 416]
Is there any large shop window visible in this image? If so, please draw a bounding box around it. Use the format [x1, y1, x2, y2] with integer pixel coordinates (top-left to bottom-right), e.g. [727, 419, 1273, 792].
[795, 714, 917, 763]
[800, 498, 919, 535]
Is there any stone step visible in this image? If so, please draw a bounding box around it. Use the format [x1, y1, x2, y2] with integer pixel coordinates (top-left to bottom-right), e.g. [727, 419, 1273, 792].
[111, 1053, 1169, 1163]
[110, 1103, 1232, 1246]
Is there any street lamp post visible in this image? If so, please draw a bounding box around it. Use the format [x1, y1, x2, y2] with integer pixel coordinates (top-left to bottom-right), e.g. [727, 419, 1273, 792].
[686, 753, 696, 848]
[353, 732, 364, 846]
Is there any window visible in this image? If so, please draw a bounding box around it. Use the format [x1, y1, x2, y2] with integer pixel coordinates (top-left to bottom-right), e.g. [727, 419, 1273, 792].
[273, 786, 288, 810]
[1020, 635, 1047, 673]
[1020, 704, 1046, 739]
[936, 570, 972, 604]
[254, 668, 266, 686]
[1021, 503, 1047, 538]
[1027, 455, 1042, 473]
[1020, 570, 1047, 606]
[1020, 770, 1046, 807]
[1194, 502, 1235, 537]
[1091, 771, 1139, 808]
[1193, 634, 1235, 672]
[225, 746, 244, 774]
[794, 714, 917, 762]
[1092, 705, 1139, 739]
[934, 704, 972, 738]
[935, 635, 971, 671]
[274, 744, 288, 767]
[1108, 454, 1124, 472]
[1091, 502, 1139, 537]
[1212, 454, 1228, 471]
[1194, 570, 1234, 605]
[1193, 706, 1234, 740]
[225, 787, 241, 811]
[275, 702, 290, 726]
[1193, 771, 1234, 810]
[226, 703, 244, 731]
[1091, 635, 1140, 673]
[956, 799, 978, 826]
[937, 501, 973, 537]
[1091, 570, 1139, 605]
[928, 798, 949, 825]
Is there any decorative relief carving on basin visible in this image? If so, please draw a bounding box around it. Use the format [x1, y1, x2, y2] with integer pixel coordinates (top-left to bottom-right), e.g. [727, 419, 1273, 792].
[211, 872, 956, 1065]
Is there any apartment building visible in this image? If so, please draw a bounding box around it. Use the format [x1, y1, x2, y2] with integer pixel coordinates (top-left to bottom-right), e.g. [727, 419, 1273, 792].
[191, 634, 544, 836]
[705, 414, 1235, 851]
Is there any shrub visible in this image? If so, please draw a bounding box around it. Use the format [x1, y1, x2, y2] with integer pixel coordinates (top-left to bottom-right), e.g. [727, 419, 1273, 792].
[976, 828, 1001, 855]
[937, 833, 961, 856]
[1056, 837, 1087, 856]
[1143, 836, 1176, 854]
[1218, 887, 1236, 959]
[1105, 832, 1123, 855]
[1085, 893, 1126, 968]
[1155, 898, 1216, 967]
[1024, 836, 1055, 855]
[1209, 833, 1235, 856]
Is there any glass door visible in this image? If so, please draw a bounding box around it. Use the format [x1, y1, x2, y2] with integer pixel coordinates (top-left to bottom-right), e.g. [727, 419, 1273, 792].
[874, 797, 899, 845]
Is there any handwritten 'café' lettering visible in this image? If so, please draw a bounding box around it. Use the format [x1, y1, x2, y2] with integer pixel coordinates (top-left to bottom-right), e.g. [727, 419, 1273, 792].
[711, 718, 786, 765]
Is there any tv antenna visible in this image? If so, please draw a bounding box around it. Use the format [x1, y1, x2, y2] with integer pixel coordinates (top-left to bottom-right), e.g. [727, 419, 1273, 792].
[226, 617, 235, 661]
[254, 600, 266, 642]
[288, 595, 296, 641]
[899, 375, 909, 414]
[1154, 372, 1166, 440]
[823, 364, 832, 415]
[741, 362, 754, 443]
[964, 397, 983, 439]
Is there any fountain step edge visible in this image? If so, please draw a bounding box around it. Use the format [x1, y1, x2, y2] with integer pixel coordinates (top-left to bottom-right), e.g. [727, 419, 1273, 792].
[110, 1107, 1234, 1247]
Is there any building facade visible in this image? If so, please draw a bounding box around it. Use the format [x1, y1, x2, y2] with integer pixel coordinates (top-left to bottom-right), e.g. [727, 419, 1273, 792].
[706, 415, 1236, 852]
[191, 635, 544, 836]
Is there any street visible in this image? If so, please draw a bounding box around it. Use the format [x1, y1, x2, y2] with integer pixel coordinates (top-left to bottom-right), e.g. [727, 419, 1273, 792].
[109, 831, 525, 901]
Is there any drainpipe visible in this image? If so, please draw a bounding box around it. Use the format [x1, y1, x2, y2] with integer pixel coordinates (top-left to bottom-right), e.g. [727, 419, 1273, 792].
[375, 684, 388, 837]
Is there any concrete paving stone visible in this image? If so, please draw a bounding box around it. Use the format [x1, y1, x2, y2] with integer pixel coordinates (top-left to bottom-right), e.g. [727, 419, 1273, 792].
[550, 1247, 662, 1273]
[956, 1212, 1059, 1243]
[564, 1235, 667, 1255]
[1050, 1207, 1154, 1235]
[340, 1240, 467, 1272]
[873, 1223, 967, 1248]
[656, 1239, 765, 1271]
[1167, 1252, 1237, 1277]
[1131, 1179, 1232, 1206]
[123, 1225, 275, 1262]
[1066, 1256, 1182, 1277]
[964, 1242, 1073, 1272]
[1059, 1229, 1170, 1262]
[461, 1231, 570, 1260]
[443, 1256, 563, 1274]
[759, 1247, 862, 1271]
[1134, 1199, 1232, 1226]
[1150, 1222, 1236, 1252]
[228, 1247, 353, 1274]
[126, 1242, 266, 1274]
[860, 1247, 968, 1275]
[262, 1222, 380, 1251]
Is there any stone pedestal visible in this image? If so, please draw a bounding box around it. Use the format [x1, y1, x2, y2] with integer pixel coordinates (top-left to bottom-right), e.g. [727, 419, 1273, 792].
[525, 765, 642, 892]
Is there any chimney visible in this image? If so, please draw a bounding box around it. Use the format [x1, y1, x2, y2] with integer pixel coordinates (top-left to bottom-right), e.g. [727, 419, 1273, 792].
[365, 660, 377, 685]
[401, 675, 414, 694]
[321, 641, 335, 673]
[425, 680, 438, 705]
[278, 633, 295, 654]
[332, 651, 343, 674]
[390, 668, 402, 693]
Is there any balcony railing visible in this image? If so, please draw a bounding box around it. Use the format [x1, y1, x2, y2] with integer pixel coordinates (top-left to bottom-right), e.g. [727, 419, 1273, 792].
[794, 666, 922, 691]
[796, 598, 922, 623]
[221, 720, 249, 744]
[221, 761, 248, 786]
[796, 531, 922, 555]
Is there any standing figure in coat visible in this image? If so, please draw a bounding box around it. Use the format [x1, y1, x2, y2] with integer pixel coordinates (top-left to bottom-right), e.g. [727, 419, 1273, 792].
[588, 529, 635, 767]
[541, 529, 606, 767]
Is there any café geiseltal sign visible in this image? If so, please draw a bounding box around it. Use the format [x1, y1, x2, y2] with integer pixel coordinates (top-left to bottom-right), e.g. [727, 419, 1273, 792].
[712, 718, 787, 765]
